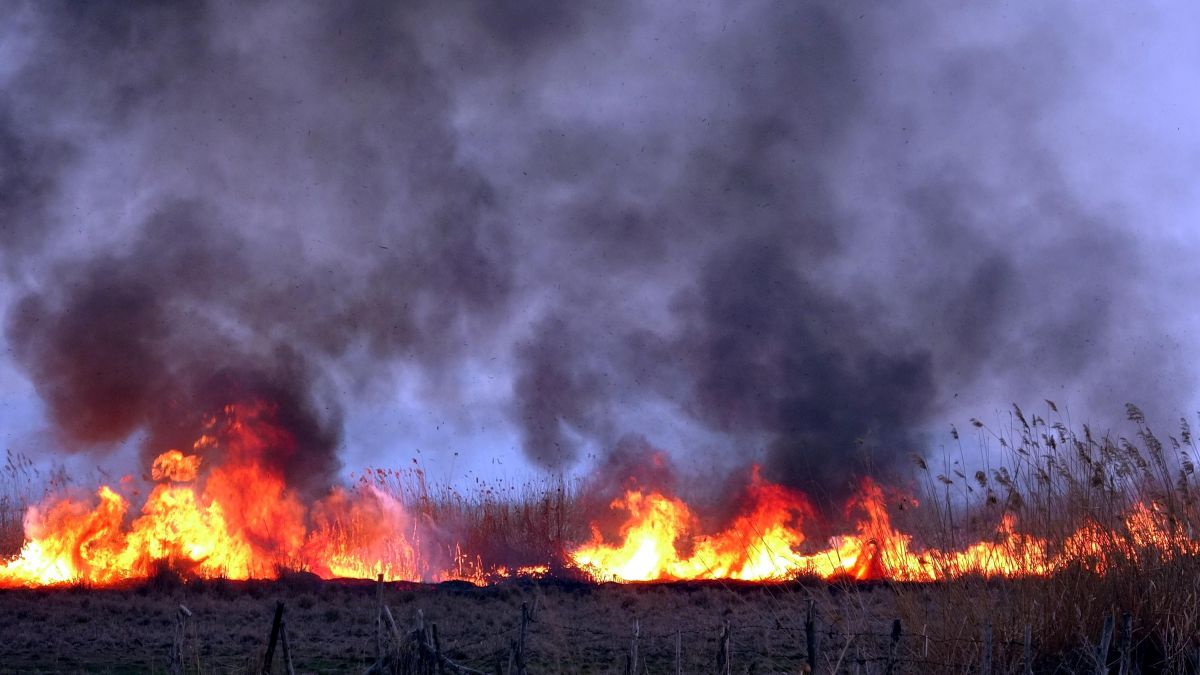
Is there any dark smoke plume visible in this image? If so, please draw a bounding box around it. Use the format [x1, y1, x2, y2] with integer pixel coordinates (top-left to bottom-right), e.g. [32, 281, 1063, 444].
[673, 240, 937, 496]
[0, 1, 1189, 503]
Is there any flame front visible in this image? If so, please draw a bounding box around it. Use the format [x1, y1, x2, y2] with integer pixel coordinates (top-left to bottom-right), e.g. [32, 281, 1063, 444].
[2, 408, 1196, 587]
[0, 403, 443, 587]
[568, 474, 1190, 583]
[571, 468, 822, 581]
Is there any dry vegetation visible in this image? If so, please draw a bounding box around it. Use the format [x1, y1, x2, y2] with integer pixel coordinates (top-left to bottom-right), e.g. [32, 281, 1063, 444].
[362, 468, 588, 577]
[892, 403, 1200, 672]
[3, 404, 1200, 673]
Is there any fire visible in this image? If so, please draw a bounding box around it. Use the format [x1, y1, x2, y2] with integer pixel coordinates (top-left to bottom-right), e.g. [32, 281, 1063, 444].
[571, 468, 823, 581]
[2, 405, 1197, 587]
[304, 486, 421, 581]
[151, 450, 201, 482]
[568, 472, 1193, 584]
[569, 473, 892, 582]
[571, 490, 696, 581]
[0, 403, 459, 587]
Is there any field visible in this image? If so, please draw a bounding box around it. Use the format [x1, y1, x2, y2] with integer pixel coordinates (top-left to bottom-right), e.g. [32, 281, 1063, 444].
[0, 573, 1186, 674]
[0, 576, 1110, 673]
[3, 404, 1200, 673]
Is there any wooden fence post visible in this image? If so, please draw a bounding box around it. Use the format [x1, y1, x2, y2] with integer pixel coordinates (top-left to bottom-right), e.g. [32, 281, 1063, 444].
[716, 620, 731, 675]
[170, 604, 191, 675]
[381, 605, 402, 645]
[413, 609, 427, 673]
[675, 627, 682, 675]
[1117, 611, 1133, 675]
[726, 619, 732, 675]
[1095, 615, 1115, 675]
[980, 619, 993, 675]
[279, 611, 297, 675]
[259, 601, 299, 675]
[433, 622, 446, 675]
[508, 602, 528, 675]
[885, 618, 901, 675]
[806, 600, 820, 674]
[375, 574, 384, 662]
[263, 601, 284, 675]
[1023, 623, 1033, 675]
[626, 619, 639, 675]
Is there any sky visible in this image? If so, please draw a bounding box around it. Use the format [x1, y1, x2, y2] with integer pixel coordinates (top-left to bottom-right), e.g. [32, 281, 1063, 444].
[1, 1, 1199, 502]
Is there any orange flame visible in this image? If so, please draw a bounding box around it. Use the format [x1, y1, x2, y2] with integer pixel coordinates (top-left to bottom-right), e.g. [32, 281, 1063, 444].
[0, 403, 458, 587]
[568, 472, 1192, 583]
[3, 409, 1196, 587]
[150, 450, 201, 482]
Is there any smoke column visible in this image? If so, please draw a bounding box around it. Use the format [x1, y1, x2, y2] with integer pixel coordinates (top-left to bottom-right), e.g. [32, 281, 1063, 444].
[0, 1, 1193, 502]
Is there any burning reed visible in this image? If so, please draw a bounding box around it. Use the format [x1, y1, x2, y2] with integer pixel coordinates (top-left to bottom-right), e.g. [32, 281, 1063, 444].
[3, 403, 1200, 586]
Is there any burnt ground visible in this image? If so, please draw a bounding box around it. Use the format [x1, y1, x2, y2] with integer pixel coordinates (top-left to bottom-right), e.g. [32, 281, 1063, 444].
[0, 576, 1104, 674]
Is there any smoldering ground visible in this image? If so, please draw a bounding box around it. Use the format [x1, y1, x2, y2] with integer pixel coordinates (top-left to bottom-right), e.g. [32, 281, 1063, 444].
[0, 1, 1191, 504]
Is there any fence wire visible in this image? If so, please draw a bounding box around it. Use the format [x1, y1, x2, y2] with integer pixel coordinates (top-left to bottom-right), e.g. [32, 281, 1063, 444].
[393, 602, 1042, 674]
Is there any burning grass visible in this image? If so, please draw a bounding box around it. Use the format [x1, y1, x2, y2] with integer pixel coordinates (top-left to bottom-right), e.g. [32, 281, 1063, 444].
[3, 402, 1200, 670]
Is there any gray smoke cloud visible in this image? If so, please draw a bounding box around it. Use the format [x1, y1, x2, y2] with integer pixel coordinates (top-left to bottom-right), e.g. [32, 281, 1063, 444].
[0, 1, 1192, 503]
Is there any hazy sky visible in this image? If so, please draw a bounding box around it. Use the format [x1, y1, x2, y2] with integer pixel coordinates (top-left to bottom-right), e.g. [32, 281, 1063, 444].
[1, 1, 1198, 499]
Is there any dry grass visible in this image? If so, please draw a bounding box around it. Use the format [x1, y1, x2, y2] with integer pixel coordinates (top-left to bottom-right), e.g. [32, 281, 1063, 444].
[889, 403, 1200, 671]
[0, 448, 70, 557]
[362, 468, 589, 576]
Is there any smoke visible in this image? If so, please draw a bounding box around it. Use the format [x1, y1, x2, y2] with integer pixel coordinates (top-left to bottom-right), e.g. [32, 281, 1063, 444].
[4, 203, 344, 493]
[0, 1, 1192, 503]
[674, 240, 938, 496]
[0, 1, 516, 491]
